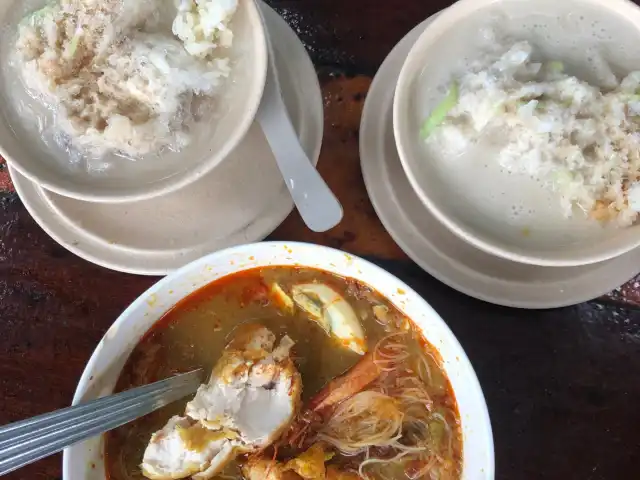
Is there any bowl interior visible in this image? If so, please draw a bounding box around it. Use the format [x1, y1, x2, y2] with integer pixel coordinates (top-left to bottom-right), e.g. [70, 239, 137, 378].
[394, 0, 640, 266]
[62, 242, 493, 479]
[0, 0, 266, 202]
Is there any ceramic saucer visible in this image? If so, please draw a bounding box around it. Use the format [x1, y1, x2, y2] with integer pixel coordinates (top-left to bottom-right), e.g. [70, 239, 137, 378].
[360, 16, 640, 309]
[10, 4, 323, 276]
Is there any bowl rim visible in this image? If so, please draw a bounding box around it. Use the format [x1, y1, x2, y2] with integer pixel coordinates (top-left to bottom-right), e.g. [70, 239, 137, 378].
[392, 0, 640, 267]
[62, 241, 494, 479]
[0, 0, 268, 204]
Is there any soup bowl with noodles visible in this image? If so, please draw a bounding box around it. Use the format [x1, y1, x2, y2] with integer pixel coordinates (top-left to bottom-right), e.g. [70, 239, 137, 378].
[62, 242, 493, 480]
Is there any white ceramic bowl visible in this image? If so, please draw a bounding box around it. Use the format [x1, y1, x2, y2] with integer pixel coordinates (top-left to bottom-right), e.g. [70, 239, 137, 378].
[62, 241, 494, 479]
[394, 0, 640, 267]
[0, 0, 267, 203]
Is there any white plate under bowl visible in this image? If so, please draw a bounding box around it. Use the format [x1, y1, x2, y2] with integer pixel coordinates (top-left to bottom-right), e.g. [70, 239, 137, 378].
[360, 14, 640, 309]
[10, 4, 323, 276]
[393, 0, 640, 267]
[62, 241, 494, 480]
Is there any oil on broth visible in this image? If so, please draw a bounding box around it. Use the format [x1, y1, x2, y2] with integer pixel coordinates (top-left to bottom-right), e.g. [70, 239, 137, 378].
[105, 267, 462, 480]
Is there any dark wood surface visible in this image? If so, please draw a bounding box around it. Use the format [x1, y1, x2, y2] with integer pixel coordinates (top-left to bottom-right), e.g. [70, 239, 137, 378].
[0, 1, 639, 479]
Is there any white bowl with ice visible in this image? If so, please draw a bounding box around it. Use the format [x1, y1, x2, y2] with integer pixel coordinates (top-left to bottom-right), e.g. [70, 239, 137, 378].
[394, 0, 640, 266]
[0, 0, 267, 202]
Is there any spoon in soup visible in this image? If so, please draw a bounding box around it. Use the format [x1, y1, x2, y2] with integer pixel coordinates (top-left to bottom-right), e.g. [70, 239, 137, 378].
[255, 1, 344, 233]
[0, 369, 203, 476]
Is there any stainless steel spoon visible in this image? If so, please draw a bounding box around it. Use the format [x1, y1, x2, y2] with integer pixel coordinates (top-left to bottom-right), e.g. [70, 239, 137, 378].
[0, 369, 202, 476]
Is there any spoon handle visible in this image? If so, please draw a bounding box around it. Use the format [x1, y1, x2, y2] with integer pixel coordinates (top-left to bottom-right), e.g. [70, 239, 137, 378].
[256, 2, 343, 233]
[0, 369, 202, 476]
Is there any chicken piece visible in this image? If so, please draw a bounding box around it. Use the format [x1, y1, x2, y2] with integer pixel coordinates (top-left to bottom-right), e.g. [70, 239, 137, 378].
[291, 284, 367, 355]
[142, 325, 302, 480]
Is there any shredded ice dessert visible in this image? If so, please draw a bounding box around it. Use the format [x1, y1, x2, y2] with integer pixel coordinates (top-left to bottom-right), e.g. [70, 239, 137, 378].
[13, 0, 238, 161]
[422, 40, 640, 227]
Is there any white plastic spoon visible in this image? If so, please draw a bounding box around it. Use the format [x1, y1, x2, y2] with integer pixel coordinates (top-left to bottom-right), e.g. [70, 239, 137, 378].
[255, 1, 343, 233]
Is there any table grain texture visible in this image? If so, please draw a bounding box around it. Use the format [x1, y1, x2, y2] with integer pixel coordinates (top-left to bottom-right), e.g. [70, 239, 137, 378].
[1, 1, 640, 479]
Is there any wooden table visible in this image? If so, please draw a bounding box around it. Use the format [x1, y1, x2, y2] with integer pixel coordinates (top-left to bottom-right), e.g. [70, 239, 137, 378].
[1, 1, 639, 479]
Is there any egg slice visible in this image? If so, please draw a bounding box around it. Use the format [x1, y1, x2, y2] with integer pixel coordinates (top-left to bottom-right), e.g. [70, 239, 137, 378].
[141, 325, 302, 480]
[291, 284, 367, 355]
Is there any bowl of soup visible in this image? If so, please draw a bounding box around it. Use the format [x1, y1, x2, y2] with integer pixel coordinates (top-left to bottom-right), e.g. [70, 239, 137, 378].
[62, 242, 493, 479]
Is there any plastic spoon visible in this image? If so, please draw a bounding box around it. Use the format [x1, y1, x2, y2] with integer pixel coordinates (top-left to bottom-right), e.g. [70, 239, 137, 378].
[255, 1, 343, 232]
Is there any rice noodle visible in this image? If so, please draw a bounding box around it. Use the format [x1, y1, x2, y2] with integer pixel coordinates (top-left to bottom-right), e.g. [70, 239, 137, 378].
[310, 334, 458, 479]
[416, 353, 433, 384]
[358, 450, 413, 480]
[431, 411, 454, 459]
[317, 391, 404, 455]
[372, 332, 411, 372]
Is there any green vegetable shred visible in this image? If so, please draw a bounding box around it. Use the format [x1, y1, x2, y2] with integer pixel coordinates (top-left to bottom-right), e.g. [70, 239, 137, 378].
[420, 81, 459, 139]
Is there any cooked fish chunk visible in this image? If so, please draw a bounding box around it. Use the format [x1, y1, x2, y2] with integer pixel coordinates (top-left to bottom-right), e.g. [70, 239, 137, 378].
[141, 416, 234, 480]
[186, 326, 301, 446]
[226, 323, 276, 353]
[141, 325, 302, 480]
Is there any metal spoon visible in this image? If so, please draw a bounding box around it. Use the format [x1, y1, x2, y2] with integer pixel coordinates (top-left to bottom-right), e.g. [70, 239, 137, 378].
[256, 1, 344, 233]
[0, 369, 202, 476]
